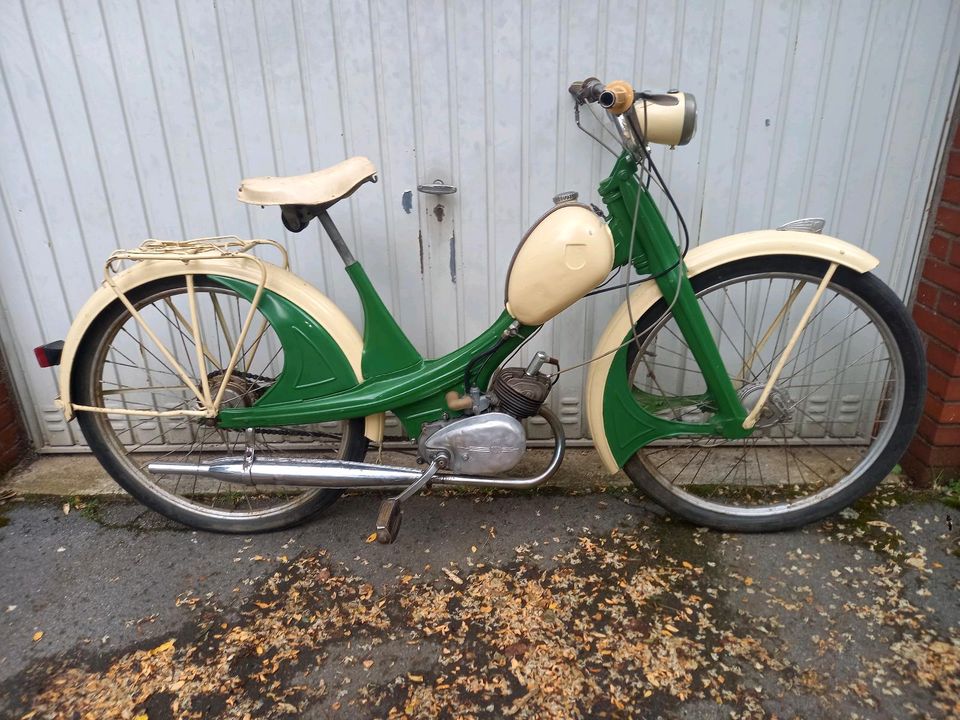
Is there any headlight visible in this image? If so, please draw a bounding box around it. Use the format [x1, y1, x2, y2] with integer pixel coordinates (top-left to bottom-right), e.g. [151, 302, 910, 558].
[633, 91, 697, 147]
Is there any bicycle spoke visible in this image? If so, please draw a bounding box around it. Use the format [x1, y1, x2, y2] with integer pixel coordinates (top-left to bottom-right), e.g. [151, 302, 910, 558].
[630, 266, 905, 516]
[88, 281, 351, 523]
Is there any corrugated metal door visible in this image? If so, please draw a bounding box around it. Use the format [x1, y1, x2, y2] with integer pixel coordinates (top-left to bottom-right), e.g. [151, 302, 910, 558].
[1, 0, 958, 450]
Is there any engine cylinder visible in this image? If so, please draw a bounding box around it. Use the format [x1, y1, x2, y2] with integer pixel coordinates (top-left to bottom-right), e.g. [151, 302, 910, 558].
[492, 367, 552, 419]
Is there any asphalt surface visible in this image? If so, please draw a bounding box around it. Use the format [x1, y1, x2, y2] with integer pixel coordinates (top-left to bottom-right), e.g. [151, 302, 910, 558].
[0, 484, 958, 719]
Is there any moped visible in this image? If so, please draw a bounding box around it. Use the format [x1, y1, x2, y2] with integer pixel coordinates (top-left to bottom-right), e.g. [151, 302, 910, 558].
[34, 77, 924, 542]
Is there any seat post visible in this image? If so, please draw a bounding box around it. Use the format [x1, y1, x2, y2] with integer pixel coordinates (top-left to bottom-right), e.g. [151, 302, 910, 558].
[316, 209, 356, 266]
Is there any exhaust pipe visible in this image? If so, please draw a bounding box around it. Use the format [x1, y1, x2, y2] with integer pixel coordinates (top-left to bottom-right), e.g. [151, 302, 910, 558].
[147, 457, 424, 488]
[147, 409, 566, 490]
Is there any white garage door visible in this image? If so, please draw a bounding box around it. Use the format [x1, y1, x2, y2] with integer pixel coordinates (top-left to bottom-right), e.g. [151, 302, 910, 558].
[1, 0, 958, 449]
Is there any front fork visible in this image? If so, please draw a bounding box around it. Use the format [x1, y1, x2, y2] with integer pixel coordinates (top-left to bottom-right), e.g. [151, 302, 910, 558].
[600, 153, 750, 440]
[648, 257, 752, 440]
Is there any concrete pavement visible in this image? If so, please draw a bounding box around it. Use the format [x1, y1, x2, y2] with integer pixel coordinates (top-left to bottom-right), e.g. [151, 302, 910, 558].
[0, 475, 957, 719]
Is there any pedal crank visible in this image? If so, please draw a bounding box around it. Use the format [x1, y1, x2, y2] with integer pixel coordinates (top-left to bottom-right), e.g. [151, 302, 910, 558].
[375, 453, 448, 544]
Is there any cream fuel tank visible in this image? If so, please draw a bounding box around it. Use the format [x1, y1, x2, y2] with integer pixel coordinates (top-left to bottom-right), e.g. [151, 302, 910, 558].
[504, 198, 614, 325]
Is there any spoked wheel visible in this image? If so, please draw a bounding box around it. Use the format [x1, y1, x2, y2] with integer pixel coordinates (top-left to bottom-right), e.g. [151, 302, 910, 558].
[622, 256, 924, 531]
[73, 275, 368, 532]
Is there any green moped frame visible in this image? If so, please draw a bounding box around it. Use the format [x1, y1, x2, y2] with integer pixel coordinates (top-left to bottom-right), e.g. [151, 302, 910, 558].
[213, 153, 749, 464]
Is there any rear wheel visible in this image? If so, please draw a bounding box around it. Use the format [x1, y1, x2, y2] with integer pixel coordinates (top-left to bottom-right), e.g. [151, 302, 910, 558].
[73, 275, 368, 533]
[621, 256, 924, 531]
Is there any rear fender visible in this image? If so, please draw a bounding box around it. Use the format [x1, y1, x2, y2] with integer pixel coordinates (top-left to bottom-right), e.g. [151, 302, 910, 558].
[57, 258, 385, 443]
[585, 230, 879, 473]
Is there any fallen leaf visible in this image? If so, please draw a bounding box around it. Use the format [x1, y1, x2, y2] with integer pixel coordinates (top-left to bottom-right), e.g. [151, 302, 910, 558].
[147, 639, 175, 656]
[904, 556, 926, 570]
[408, 673, 424, 682]
[681, 561, 693, 569]
[366, 532, 377, 543]
[744, 577, 754, 586]
[363, 659, 373, 668]
[32, 631, 43, 642]
[62, 503, 70, 516]
[442, 568, 464, 585]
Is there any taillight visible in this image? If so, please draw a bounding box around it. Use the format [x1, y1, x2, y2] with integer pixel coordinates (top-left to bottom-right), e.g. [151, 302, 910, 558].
[34, 341, 64, 368]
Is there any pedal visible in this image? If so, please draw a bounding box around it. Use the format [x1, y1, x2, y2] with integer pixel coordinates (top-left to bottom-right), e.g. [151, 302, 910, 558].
[372, 454, 447, 544]
[376, 498, 402, 544]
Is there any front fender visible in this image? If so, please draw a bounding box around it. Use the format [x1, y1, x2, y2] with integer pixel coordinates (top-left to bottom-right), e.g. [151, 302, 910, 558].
[57, 257, 385, 443]
[585, 230, 879, 473]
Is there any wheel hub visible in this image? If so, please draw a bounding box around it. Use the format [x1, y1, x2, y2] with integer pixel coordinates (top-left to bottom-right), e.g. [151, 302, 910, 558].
[199, 371, 262, 424]
[737, 381, 794, 430]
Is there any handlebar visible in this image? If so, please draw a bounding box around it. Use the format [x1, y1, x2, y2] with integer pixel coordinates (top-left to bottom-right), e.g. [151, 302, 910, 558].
[568, 77, 635, 115]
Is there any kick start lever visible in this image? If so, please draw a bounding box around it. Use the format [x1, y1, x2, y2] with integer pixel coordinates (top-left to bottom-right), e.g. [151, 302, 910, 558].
[375, 452, 448, 544]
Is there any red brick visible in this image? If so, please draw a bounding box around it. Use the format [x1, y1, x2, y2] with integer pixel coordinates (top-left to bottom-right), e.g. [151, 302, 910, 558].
[928, 234, 950, 261]
[927, 339, 960, 375]
[914, 280, 939, 308]
[915, 441, 960, 468]
[950, 150, 960, 177]
[0, 421, 22, 454]
[929, 366, 960, 401]
[0, 403, 18, 431]
[918, 413, 960, 445]
[901, 445, 960, 485]
[949, 239, 960, 267]
[924, 257, 960, 293]
[900, 451, 934, 487]
[0, 442, 24, 471]
[914, 305, 960, 349]
[937, 203, 960, 235]
[924, 395, 960, 424]
[944, 177, 960, 206]
[937, 292, 960, 323]
[906, 435, 932, 464]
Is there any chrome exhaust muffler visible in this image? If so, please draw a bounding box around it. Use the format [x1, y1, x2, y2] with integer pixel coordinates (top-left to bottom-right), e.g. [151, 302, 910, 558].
[147, 457, 425, 488]
[147, 408, 566, 490]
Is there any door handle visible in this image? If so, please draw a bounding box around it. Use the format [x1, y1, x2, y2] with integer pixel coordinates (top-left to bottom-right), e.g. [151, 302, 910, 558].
[417, 179, 457, 195]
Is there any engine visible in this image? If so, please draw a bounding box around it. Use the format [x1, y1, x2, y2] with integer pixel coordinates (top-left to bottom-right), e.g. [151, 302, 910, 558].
[418, 352, 556, 475]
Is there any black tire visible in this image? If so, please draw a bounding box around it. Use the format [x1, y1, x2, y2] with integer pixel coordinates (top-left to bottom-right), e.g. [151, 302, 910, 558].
[622, 256, 924, 532]
[73, 275, 369, 533]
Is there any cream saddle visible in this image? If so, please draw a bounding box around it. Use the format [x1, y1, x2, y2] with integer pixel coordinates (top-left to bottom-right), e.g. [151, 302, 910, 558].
[237, 156, 377, 208]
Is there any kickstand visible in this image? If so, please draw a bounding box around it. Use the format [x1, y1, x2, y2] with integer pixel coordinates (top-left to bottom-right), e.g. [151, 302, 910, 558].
[375, 453, 448, 544]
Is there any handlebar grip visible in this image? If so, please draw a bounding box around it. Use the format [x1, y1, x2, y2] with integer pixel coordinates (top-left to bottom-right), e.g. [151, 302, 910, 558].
[569, 77, 605, 104]
[598, 80, 635, 115]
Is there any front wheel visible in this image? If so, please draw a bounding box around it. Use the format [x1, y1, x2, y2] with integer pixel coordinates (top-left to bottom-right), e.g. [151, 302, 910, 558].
[621, 256, 924, 532]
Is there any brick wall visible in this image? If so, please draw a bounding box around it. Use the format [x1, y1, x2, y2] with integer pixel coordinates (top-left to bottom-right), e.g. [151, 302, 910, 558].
[0, 349, 27, 475]
[902, 115, 960, 486]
